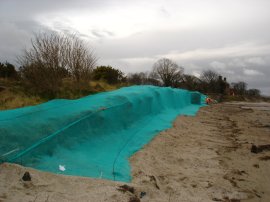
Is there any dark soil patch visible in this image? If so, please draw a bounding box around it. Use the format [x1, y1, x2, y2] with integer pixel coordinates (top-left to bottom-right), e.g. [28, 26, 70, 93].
[259, 156, 270, 161]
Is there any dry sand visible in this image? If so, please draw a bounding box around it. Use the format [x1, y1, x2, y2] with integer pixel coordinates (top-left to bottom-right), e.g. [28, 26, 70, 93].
[1, 102, 270, 202]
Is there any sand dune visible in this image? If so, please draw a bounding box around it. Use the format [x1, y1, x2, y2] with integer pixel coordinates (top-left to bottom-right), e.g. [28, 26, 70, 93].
[1, 102, 270, 202]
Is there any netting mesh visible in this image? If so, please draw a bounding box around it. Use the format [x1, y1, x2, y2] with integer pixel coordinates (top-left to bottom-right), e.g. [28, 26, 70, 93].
[0, 85, 205, 181]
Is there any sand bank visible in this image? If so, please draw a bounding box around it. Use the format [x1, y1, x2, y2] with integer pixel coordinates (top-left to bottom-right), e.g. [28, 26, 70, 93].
[1, 102, 270, 201]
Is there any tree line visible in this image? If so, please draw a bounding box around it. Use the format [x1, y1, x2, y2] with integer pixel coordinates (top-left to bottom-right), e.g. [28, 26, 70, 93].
[126, 58, 261, 98]
[0, 32, 262, 99]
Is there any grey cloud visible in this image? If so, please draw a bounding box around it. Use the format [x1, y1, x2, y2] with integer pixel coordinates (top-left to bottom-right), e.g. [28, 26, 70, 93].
[0, 0, 270, 95]
[95, 21, 270, 61]
[91, 30, 114, 38]
[0, 0, 104, 18]
[0, 19, 49, 63]
[12, 20, 45, 32]
[50, 20, 81, 36]
[243, 69, 263, 76]
[159, 6, 170, 18]
[0, 22, 31, 62]
[245, 57, 266, 65]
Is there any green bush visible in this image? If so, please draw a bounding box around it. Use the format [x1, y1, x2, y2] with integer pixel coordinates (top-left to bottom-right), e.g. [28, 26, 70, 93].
[93, 66, 125, 84]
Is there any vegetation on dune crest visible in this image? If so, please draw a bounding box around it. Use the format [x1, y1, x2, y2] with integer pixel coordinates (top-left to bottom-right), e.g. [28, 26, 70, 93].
[0, 78, 122, 110]
[0, 78, 44, 110]
[92, 66, 126, 84]
[18, 32, 97, 97]
[0, 31, 267, 110]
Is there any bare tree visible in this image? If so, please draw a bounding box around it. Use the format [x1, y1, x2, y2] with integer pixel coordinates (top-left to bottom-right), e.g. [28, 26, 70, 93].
[127, 72, 160, 86]
[180, 74, 202, 91]
[18, 32, 97, 96]
[127, 72, 146, 85]
[247, 88, 261, 97]
[18, 33, 67, 96]
[151, 58, 183, 87]
[200, 70, 220, 93]
[232, 81, 247, 95]
[200, 70, 219, 84]
[65, 36, 97, 81]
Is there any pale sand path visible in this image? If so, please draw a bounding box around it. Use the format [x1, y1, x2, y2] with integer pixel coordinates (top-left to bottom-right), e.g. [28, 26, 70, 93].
[0, 102, 270, 202]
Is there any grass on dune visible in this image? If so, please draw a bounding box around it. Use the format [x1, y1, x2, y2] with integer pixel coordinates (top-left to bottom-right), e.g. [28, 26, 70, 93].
[0, 89, 45, 110]
[0, 78, 126, 110]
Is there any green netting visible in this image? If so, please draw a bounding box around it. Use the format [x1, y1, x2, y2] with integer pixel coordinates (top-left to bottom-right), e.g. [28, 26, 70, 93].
[0, 85, 206, 182]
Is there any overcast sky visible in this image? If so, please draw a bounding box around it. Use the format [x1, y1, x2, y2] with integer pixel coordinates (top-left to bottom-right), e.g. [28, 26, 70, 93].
[0, 0, 269, 95]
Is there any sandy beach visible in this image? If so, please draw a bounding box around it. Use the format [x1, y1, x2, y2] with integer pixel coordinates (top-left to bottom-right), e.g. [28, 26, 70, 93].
[1, 102, 270, 202]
